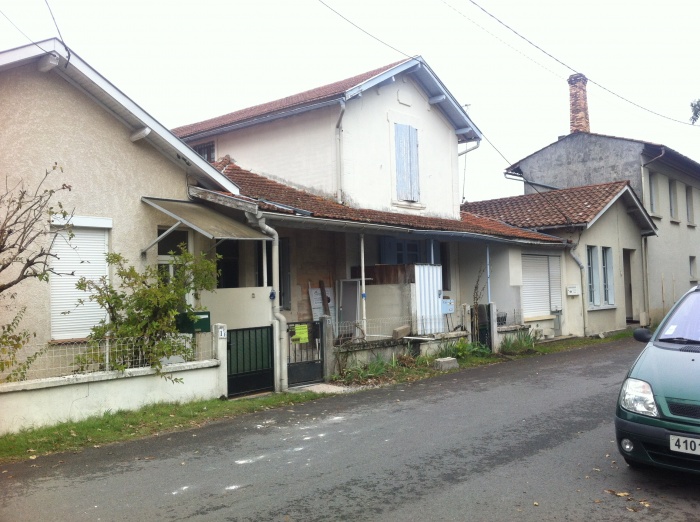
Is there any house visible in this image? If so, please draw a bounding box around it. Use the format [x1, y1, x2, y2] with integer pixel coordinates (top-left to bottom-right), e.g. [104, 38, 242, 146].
[0, 39, 282, 429]
[174, 58, 575, 357]
[463, 181, 656, 337]
[506, 73, 700, 324]
[0, 40, 566, 420]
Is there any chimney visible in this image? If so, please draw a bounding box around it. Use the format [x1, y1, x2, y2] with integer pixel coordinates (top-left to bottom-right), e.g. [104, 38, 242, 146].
[567, 73, 590, 133]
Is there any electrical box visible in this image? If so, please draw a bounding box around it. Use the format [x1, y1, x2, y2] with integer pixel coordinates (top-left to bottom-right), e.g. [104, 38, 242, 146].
[176, 311, 211, 333]
[442, 298, 455, 314]
[566, 285, 580, 296]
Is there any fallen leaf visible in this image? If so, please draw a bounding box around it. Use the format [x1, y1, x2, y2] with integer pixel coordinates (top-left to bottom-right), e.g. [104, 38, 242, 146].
[594, 499, 602, 504]
[592, 468, 601, 472]
[626, 507, 638, 512]
[533, 502, 539, 506]
[616, 492, 630, 497]
[29, 455, 37, 460]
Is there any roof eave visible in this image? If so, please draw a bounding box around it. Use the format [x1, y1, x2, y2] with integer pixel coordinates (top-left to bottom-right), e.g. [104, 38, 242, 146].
[5, 39, 240, 195]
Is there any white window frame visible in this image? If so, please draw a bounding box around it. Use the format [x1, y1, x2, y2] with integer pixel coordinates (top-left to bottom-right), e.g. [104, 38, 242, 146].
[157, 228, 193, 304]
[687, 186, 695, 225]
[601, 246, 615, 305]
[50, 219, 112, 340]
[587, 245, 616, 308]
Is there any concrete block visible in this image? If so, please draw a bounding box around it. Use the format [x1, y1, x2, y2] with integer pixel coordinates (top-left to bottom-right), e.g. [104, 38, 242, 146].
[392, 325, 411, 340]
[434, 357, 459, 371]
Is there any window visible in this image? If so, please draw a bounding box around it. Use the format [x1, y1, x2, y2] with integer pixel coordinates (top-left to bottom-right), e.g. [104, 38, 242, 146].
[394, 123, 419, 202]
[669, 180, 679, 220]
[379, 236, 424, 264]
[601, 247, 615, 305]
[279, 237, 291, 310]
[440, 242, 451, 291]
[50, 226, 109, 340]
[587, 246, 600, 306]
[193, 142, 215, 163]
[216, 240, 239, 288]
[521, 255, 562, 318]
[648, 172, 658, 214]
[691, 256, 697, 281]
[587, 245, 615, 307]
[687, 186, 695, 224]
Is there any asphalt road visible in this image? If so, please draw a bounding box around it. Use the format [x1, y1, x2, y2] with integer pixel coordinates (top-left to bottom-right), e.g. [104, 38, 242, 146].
[2, 337, 700, 521]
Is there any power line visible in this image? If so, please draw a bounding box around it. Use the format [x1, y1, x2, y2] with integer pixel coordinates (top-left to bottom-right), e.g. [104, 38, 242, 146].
[0, 8, 49, 53]
[451, 0, 698, 128]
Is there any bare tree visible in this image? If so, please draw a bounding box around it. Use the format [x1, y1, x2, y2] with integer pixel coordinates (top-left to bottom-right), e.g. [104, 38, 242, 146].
[0, 163, 73, 296]
[0, 164, 73, 381]
[691, 99, 700, 125]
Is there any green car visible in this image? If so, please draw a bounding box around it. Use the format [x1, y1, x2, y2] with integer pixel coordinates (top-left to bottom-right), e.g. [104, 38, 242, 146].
[616, 286, 700, 473]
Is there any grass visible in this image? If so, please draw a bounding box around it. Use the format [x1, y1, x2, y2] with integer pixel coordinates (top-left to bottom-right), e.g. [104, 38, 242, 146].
[0, 329, 634, 464]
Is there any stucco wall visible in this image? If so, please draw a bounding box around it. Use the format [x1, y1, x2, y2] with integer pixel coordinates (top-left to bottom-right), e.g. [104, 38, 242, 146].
[199, 74, 461, 220]
[0, 64, 195, 345]
[520, 134, 644, 196]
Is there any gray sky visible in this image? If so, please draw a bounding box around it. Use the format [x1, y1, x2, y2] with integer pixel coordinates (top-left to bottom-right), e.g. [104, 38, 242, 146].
[2, 0, 699, 202]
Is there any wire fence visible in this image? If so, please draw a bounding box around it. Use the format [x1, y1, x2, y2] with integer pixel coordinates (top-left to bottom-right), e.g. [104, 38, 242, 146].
[1, 333, 216, 382]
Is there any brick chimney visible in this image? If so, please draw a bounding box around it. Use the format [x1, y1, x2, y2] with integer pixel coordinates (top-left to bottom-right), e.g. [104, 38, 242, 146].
[568, 73, 590, 133]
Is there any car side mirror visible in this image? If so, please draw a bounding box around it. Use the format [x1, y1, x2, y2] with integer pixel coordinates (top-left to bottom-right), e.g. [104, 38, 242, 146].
[633, 327, 652, 343]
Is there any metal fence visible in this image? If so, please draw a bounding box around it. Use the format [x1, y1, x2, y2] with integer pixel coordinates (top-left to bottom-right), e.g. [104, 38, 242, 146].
[495, 309, 523, 327]
[0, 332, 215, 382]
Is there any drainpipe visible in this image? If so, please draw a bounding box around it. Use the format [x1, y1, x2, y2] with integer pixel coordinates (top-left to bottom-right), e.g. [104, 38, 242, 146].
[336, 100, 346, 204]
[568, 249, 587, 336]
[640, 148, 664, 326]
[485, 243, 492, 303]
[360, 233, 367, 335]
[246, 211, 288, 392]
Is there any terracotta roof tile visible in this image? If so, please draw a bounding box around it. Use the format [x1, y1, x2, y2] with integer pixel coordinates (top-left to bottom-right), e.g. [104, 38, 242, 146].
[209, 157, 562, 243]
[462, 181, 630, 229]
[173, 59, 410, 139]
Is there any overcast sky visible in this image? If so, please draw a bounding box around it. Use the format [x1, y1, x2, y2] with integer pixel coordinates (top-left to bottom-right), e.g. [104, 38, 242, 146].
[2, 0, 700, 202]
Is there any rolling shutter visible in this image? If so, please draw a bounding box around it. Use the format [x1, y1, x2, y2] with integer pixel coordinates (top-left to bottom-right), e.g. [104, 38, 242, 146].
[50, 228, 108, 340]
[522, 255, 550, 318]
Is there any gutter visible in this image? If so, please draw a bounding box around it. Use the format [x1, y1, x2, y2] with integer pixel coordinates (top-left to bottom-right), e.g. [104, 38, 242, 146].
[259, 212, 568, 248]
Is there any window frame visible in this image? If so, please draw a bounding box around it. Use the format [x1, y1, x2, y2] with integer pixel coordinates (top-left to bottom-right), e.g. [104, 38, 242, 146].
[193, 141, 215, 163]
[687, 185, 695, 225]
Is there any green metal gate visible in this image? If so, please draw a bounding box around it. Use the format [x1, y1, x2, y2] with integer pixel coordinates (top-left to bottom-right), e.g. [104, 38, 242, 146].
[227, 326, 274, 396]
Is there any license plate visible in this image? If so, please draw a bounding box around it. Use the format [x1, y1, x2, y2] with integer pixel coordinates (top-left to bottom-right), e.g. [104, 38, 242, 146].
[670, 435, 700, 455]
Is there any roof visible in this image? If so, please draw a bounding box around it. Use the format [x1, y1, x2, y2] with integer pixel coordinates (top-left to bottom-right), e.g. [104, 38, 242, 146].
[508, 132, 700, 176]
[462, 181, 656, 235]
[173, 57, 482, 144]
[0, 39, 240, 195]
[200, 157, 563, 245]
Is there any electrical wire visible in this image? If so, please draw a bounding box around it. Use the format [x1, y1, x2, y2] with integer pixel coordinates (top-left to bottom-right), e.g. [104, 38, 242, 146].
[450, 0, 698, 128]
[0, 8, 49, 53]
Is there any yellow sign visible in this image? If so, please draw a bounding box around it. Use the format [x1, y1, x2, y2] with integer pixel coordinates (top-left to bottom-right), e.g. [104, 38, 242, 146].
[291, 324, 309, 344]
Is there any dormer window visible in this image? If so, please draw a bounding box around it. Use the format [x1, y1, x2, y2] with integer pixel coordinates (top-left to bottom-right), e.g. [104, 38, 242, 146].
[194, 142, 215, 163]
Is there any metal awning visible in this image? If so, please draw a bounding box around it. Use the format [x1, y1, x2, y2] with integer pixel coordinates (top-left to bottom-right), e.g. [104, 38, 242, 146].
[141, 197, 270, 254]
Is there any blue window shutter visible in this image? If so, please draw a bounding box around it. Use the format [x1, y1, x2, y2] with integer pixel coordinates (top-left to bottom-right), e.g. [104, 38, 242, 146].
[395, 124, 419, 202]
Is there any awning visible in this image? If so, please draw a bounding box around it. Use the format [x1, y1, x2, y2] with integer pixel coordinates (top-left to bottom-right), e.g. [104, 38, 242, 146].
[141, 197, 270, 253]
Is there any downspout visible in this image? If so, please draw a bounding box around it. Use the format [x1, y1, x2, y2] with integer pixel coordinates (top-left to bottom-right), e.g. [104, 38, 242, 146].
[246, 211, 288, 392]
[485, 243, 492, 303]
[640, 148, 663, 325]
[568, 248, 587, 336]
[335, 99, 346, 204]
[360, 233, 367, 335]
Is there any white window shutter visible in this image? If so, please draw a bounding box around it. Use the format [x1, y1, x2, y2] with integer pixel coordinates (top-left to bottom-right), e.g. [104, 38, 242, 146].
[522, 255, 550, 317]
[50, 228, 108, 339]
